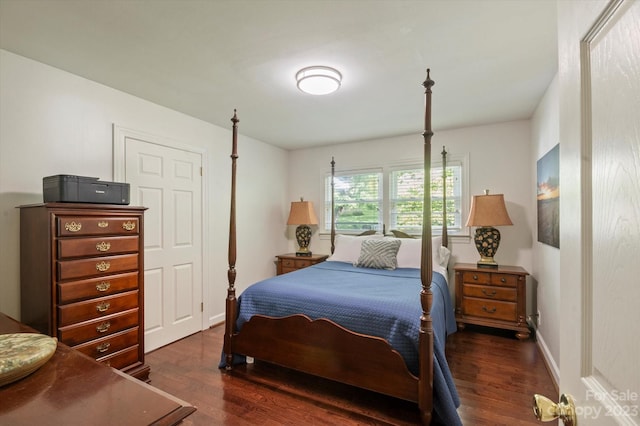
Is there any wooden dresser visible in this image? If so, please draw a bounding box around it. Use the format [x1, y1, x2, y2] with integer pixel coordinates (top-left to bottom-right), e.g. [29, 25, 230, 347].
[0, 312, 195, 425]
[19, 203, 149, 380]
[454, 263, 530, 340]
[275, 253, 329, 275]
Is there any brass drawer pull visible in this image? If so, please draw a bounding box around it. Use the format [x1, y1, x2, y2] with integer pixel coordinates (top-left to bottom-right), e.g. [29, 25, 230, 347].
[500, 277, 507, 283]
[96, 281, 111, 292]
[96, 342, 111, 353]
[482, 306, 497, 314]
[98, 221, 109, 228]
[482, 289, 497, 297]
[122, 221, 136, 231]
[96, 321, 111, 333]
[473, 274, 478, 280]
[96, 261, 111, 272]
[96, 302, 111, 312]
[96, 241, 111, 252]
[64, 221, 82, 232]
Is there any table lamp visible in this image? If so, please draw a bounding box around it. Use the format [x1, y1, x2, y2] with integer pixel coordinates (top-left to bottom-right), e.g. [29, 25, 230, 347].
[287, 198, 319, 257]
[465, 190, 513, 268]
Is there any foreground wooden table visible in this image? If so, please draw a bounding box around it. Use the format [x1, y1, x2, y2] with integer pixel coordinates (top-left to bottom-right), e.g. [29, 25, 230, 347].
[0, 312, 195, 425]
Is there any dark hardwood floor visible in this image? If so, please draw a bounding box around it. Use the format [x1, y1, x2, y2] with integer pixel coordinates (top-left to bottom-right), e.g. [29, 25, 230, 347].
[145, 324, 556, 425]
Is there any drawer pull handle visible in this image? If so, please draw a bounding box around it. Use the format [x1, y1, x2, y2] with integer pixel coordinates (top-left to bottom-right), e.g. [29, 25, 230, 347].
[96, 241, 111, 252]
[96, 342, 111, 353]
[64, 221, 82, 232]
[122, 221, 136, 231]
[482, 289, 497, 297]
[472, 274, 478, 280]
[96, 261, 111, 272]
[500, 277, 507, 283]
[96, 281, 111, 292]
[482, 306, 497, 314]
[96, 302, 111, 312]
[96, 321, 111, 333]
[98, 221, 109, 228]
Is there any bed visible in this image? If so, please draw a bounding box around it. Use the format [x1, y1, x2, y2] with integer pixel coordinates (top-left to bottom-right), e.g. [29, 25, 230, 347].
[221, 69, 461, 425]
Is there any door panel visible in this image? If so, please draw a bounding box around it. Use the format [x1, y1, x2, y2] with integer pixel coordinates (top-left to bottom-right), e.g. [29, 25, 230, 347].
[559, 1, 640, 424]
[117, 131, 203, 352]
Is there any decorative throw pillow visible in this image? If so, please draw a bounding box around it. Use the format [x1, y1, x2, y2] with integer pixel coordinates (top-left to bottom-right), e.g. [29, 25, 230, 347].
[355, 238, 401, 270]
[327, 234, 383, 263]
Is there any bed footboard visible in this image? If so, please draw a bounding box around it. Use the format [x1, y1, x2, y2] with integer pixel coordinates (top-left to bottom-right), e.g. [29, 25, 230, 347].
[229, 314, 420, 402]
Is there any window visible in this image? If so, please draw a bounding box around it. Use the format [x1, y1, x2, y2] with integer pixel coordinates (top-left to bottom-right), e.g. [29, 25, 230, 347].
[324, 159, 465, 235]
[324, 169, 382, 232]
[390, 163, 463, 234]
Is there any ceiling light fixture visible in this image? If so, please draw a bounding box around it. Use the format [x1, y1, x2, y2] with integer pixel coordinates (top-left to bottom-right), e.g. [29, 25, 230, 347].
[295, 66, 342, 95]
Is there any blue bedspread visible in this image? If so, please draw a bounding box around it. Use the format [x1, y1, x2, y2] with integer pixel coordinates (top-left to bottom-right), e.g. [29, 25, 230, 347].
[224, 261, 461, 425]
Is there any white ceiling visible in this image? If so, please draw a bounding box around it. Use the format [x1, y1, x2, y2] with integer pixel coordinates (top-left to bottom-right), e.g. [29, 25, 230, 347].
[0, 0, 558, 150]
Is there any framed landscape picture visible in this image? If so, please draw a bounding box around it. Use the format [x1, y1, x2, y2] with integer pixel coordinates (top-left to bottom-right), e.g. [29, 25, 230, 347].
[537, 144, 560, 248]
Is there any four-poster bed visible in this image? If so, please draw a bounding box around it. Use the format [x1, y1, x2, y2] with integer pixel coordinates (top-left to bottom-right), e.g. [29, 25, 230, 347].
[221, 70, 461, 425]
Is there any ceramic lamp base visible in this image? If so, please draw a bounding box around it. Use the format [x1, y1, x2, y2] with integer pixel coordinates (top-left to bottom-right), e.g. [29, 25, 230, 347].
[295, 224, 312, 257]
[474, 226, 501, 268]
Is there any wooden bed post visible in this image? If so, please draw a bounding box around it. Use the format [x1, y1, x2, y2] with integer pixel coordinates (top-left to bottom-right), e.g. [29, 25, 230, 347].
[330, 157, 336, 255]
[441, 146, 449, 249]
[419, 69, 435, 424]
[224, 110, 239, 370]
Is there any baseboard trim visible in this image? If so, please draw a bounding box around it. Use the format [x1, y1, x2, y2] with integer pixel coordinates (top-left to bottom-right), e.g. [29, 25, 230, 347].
[533, 328, 560, 393]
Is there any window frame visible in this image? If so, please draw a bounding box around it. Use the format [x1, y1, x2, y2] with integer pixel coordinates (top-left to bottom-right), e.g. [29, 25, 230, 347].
[323, 153, 469, 237]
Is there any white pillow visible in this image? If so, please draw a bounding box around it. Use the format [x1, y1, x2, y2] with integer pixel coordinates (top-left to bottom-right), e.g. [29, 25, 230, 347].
[327, 234, 383, 263]
[388, 236, 449, 269]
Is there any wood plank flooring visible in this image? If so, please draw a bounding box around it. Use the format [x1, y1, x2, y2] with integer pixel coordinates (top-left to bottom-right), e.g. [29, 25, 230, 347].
[145, 324, 556, 425]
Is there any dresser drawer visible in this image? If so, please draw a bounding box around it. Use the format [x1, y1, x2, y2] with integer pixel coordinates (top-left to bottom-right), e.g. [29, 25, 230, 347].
[58, 290, 139, 326]
[73, 327, 139, 359]
[57, 253, 139, 280]
[462, 271, 491, 284]
[58, 308, 139, 346]
[58, 235, 139, 259]
[462, 283, 517, 302]
[281, 267, 297, 274]
[98, 345, 140, 370]
[57, 216, 140, 237]
[462, 297, 516, 322]
[58, 272, 139, 304]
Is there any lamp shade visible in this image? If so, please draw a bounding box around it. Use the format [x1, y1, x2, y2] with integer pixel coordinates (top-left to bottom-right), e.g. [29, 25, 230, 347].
[466, 192, 513, 227]
[287, 201, 319, 225]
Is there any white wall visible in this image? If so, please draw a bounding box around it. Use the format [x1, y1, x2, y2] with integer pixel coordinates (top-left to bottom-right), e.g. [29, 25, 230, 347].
[0, 49, 289, 323]
[287, 120, 535, 284]
[530, 74, 561, 384]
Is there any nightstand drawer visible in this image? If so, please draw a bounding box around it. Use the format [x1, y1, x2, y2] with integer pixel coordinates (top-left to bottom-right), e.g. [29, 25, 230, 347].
[462, 283, 516, 302]
[276, 253, 329, 275]
[462, 271, 490, 284]
[462, 297, 516, 322]
[490, 274, 517, 287]
[295, 259, 312, 268]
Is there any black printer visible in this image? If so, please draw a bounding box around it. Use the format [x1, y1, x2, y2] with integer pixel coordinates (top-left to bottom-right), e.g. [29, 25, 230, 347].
[43, 175, 130, 205]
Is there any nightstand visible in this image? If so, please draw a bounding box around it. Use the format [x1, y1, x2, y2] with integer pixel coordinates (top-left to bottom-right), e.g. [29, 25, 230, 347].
[454, 263, 530, 340]
[276, 253, 329, 275]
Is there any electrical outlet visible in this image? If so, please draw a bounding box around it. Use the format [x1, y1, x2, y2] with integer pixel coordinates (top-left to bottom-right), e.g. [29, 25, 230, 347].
[537, 310, 542, 326]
